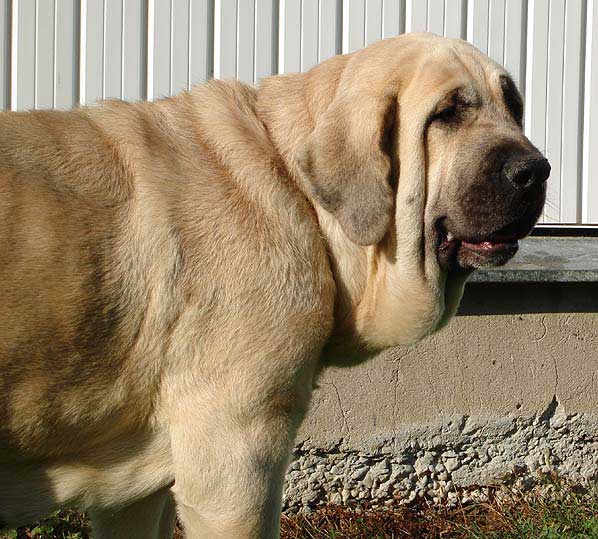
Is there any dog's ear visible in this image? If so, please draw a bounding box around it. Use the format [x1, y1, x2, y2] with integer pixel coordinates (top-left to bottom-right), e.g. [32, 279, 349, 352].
[296, 92, 397, 246]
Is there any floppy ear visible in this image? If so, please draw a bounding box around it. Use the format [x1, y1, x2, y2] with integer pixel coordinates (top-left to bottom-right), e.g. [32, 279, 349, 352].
[296, 92, 397, 246]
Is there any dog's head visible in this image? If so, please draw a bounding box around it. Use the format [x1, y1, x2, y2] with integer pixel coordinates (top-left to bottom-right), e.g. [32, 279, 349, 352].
[259, 34, 548, 353]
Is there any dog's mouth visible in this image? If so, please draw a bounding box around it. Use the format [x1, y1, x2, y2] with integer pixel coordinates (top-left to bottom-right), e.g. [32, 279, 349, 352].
[436, 221, 520, 272]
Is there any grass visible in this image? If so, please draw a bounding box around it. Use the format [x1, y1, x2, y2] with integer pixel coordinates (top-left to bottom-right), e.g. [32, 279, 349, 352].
[3, 481, 598, 538]
[281, 484, 598, 538]
[0, 511, 89, 539]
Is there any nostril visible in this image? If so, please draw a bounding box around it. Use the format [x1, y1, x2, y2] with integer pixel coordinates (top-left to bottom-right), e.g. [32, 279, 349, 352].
[503, 157, 551, 188]
[511, 165, 532, 186]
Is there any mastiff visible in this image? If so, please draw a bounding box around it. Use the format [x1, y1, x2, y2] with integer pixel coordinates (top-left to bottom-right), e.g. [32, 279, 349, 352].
[0, 33, 548, 538]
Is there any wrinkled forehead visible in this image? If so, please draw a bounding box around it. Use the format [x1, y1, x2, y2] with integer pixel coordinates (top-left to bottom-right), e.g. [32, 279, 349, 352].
[417, 40, 510, 99]
[347, 34, 516, 109]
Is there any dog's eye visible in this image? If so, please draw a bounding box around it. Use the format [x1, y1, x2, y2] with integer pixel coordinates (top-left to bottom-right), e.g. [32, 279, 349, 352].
[430, 92, 464, 126]
[432, 103, 459, 123]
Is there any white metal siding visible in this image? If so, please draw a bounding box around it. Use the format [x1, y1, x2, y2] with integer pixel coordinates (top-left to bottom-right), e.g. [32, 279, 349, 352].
[0, 0, 596, 224]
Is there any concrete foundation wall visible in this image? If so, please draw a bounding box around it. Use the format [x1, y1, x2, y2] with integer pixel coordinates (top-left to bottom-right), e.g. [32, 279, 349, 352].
[283, 282, 598, 511]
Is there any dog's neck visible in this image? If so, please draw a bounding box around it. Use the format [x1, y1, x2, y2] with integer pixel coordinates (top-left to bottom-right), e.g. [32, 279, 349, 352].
[257, 66, 375, 360]
[256, 60, 341, 181]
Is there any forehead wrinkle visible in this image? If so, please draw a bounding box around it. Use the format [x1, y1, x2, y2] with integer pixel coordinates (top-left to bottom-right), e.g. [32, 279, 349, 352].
[449, 44, 496, 98]
[451, 48, 479, 98]
[485, 64, 511, 97]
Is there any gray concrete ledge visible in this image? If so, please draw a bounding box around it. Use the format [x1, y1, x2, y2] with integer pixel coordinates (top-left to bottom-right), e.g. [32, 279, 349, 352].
[470, 237, 598, 282]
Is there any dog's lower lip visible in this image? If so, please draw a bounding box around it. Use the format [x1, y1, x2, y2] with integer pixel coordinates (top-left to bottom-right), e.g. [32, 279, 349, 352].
[457, 238, 520, 269]
[436, 224, 521, 271]
[461, 239, 519, 253]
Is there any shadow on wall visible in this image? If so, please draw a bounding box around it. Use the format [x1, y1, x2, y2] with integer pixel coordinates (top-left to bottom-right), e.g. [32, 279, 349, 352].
[458, 283, 598, 316]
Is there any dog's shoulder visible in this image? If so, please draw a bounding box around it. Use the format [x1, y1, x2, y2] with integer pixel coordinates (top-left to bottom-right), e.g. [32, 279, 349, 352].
[187, 79, 283, 185]
[145, 80, 336, 321]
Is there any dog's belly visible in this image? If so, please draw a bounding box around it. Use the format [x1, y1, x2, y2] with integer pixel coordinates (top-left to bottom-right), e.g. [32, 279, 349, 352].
[0, 427, 174, 529]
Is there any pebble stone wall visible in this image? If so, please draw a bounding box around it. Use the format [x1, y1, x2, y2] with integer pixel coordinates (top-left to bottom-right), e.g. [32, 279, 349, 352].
[282, 407, 598, 512]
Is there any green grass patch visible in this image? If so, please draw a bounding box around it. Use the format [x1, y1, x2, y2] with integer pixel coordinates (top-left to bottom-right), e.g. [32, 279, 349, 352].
[1, 511, 89, 539]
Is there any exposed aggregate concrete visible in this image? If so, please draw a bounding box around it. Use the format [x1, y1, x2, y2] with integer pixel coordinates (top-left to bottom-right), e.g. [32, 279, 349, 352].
[282, 407, 598, 513]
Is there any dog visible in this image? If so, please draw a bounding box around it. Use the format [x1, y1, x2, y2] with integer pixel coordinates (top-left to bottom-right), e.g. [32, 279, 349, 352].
[0, 33, 548, 538]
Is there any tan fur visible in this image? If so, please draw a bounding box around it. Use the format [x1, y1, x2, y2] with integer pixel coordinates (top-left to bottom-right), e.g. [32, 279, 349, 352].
[0, 34, 542, 538]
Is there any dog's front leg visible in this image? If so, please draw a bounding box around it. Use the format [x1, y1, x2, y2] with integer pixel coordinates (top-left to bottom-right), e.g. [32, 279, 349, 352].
[166, 377, 310, 539]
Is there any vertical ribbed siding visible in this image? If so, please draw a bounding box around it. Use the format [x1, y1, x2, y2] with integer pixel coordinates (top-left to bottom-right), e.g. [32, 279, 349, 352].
[0, 0, 596, 224]
[583, 0, 598, 222]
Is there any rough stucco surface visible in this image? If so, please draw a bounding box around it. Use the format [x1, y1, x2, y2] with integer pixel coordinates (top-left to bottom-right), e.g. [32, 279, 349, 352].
[282, 283, 598, 512]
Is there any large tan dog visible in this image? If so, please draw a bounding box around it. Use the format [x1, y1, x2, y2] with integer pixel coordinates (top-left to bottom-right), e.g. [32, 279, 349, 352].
[1, 34, 548, 538]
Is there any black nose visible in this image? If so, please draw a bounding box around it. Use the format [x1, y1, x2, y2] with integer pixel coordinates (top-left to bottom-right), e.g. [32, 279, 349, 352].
[502, 156, 551, 189]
